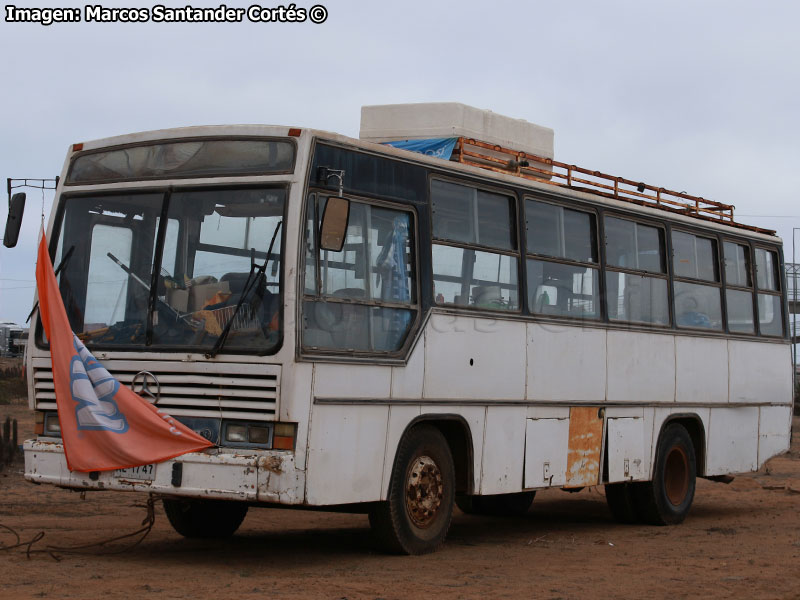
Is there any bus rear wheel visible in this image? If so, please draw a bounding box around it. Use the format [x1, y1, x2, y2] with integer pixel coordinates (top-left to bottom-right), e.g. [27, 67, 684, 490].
[456, 492, 535, 516]
[163, 497, 248, 538]
[369, 424, 455, 555]
[634, 423, 697, 525]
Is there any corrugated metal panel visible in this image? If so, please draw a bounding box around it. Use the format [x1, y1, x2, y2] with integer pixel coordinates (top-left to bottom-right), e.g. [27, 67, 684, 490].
[31, 357, 280, 421]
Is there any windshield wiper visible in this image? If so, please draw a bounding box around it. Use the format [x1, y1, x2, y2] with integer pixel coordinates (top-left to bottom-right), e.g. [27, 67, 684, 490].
[206, 220, 282, 359]
[107, 252, 181, 320]
[27, 244, 75, 323]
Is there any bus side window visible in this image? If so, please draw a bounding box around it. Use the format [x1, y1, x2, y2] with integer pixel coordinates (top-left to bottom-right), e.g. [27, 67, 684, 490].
[525, 198, 600, 320]
[723, 241, 755, 334]
[302, 197, 417, 353]
[754, 247, 784, 336]
[431, 180, 519, 311]
[604, 217, 669, 325]
[671, 231, 723, 331]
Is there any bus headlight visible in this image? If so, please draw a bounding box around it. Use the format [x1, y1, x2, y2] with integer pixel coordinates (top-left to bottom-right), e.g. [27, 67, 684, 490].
[43, 412, 61, 436]
[220, 421, 296, 449]
[222, 421, 273, 447]
[225, 424, 248, 442]
[248, 426, 270, 444]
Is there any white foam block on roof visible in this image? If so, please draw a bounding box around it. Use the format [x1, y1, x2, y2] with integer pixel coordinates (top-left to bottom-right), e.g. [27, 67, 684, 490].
[359, 102, 554, 158]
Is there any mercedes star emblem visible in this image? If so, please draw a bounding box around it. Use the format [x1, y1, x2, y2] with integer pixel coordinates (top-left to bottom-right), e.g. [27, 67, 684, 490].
[132, 370, 161, 405]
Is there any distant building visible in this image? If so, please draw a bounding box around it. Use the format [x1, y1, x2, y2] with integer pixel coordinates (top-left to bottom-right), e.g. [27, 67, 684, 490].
[0, 322, 28, 358]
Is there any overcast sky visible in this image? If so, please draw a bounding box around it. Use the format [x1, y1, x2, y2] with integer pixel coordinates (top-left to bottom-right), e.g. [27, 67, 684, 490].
[1, 0, 799, 327]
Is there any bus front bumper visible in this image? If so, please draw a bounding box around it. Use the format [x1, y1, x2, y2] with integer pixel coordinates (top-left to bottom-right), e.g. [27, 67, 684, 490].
[23, 439, 304, 504]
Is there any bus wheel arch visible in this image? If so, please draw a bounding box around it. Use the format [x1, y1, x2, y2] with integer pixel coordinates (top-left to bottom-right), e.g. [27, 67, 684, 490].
[369, 422, 457, 554]
[388, 414, 475, 497]
[657, 413, 706, 477]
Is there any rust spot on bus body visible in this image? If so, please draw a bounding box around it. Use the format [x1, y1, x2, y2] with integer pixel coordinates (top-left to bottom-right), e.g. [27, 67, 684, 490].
[258, 455, 283, 474]
[565, 407, 603, 488]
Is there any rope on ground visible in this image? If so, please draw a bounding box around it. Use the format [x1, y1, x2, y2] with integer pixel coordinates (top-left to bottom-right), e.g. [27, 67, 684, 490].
[0, 494, 156, 561]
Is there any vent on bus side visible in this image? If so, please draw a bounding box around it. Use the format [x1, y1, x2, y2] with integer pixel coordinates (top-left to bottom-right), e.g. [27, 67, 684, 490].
[31, 357, 280, 421]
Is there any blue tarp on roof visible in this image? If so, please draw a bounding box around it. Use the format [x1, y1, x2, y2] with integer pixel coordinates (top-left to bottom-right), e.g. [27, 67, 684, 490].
[381, 137, 458, 161]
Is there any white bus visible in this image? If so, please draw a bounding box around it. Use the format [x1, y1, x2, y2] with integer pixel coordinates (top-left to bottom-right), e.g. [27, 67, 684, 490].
[20, 105, 793, 554]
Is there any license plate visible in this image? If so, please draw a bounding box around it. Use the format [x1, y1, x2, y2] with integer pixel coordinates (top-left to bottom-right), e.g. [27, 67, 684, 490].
[114, 464, 155, 481]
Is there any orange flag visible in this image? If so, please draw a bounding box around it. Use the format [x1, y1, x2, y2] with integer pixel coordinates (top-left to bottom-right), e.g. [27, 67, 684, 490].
[35, 233, 213, 472]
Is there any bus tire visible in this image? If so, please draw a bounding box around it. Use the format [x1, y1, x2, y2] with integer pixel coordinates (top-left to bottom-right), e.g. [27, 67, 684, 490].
[369, 424, 455, 555]
[604, 482, 639, 524]
[162, 497, 248, 538]
[456, 492, 535, 516]
[634, 423, 697, 525]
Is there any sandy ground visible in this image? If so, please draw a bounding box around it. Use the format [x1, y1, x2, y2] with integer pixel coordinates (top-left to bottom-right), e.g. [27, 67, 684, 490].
[2, 403, 800, 600]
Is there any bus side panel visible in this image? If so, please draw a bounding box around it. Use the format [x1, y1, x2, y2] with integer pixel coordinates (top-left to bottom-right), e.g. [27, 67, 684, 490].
[423, 314, 525, 401]
[605, 406, 653, 482]
[706, 407, 759, 476]
[605, 416, 647, 482]
[675, 337, 728, 404]
[305, 403, 389, 505]
[758, 405, 792, 467]
[390, 335, 425, 399]
[728, 340, 793, 404]
[607, 331, 676, 403]
[524, 416, 569, 488]
[314, 363, 392, 400]
[480, 406, 527, 494]
[525, 407, 571, 489]
[526, 323, 606, 402]
[280, 362, 313, 472]
[307, 363, 393, 505]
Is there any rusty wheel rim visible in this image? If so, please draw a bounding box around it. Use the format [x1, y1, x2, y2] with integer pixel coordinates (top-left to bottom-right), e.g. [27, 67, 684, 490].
[405, 455, 444, 528]
[664, 446, 689, 506]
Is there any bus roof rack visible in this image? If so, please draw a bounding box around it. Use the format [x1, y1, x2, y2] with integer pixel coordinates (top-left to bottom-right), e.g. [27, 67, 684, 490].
[449, 137, 776, 236]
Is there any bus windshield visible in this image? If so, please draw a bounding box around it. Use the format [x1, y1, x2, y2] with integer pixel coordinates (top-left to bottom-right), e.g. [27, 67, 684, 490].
[48, 186, 285, 353]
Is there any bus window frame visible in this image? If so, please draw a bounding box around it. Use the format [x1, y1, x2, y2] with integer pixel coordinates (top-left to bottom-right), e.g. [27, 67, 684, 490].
[37, 187, 167, 352]
[602, 211, 673, 328]
[720, 237, 757, 337]
[523, 195, 602, 322]
[64, 136, 297, 186]
[670, 227, 724, 333]
[752, 244, 786, 338]
[428, 174, 522, 315]
[304, 138, 790, 345]
[298, 190, 422, 360]
[36, 182, 289, 356]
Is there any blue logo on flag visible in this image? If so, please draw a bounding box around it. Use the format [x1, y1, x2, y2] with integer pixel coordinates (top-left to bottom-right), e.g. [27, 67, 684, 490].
[69, 336, 129, 433]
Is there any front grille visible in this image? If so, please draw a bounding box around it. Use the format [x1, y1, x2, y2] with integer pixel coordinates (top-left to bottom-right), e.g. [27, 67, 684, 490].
[31, 357, 280, 421]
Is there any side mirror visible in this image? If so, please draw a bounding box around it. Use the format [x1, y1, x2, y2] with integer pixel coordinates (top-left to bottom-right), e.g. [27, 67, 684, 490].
[319, 196, 350, 252]
[3, 193, 26, 248]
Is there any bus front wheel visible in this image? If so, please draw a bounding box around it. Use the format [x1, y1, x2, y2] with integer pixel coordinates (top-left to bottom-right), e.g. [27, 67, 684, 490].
[634, 423, 697, 525]
[369, 424, 455, 555]
[163, 497, 248, 538]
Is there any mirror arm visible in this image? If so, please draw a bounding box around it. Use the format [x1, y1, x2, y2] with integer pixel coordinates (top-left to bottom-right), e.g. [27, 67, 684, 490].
[318, 167, 345, 197]
[7, 176, 58, 207]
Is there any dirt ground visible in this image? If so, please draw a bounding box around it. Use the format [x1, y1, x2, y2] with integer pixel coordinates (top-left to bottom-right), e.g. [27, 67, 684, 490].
[2, 402, 800, 600]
